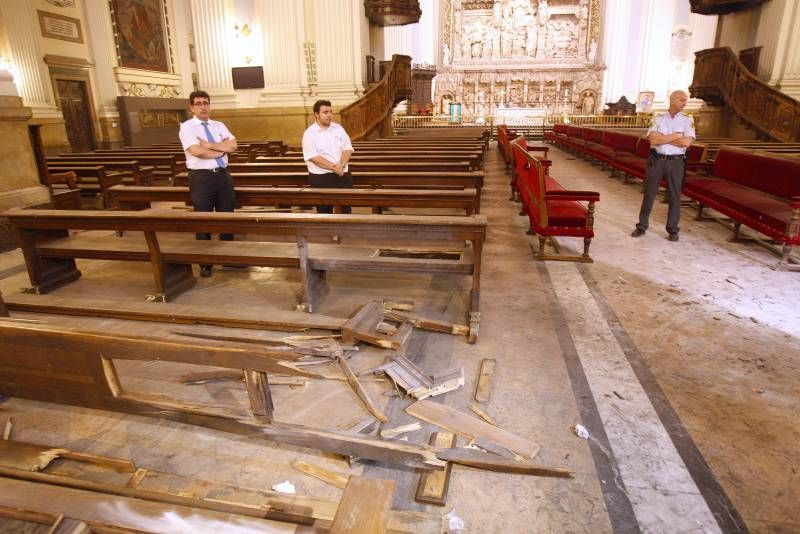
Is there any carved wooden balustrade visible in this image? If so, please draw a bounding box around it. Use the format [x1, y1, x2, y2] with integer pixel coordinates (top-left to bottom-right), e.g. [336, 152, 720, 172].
[691, 47, 800, 142]
[364, 0, 421, 26]
[341, 54, 412, 141]
[689, 0, 767, 15]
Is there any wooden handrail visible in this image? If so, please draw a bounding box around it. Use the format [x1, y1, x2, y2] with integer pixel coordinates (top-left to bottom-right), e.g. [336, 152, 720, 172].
[341, 54, 412, 141]
[690, 47, 800, 142]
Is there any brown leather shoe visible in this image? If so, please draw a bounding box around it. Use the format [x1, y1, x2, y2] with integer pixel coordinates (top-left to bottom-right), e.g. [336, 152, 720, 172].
[668, 233, 679, 242]
[200, 265, 213, 277]
[631, 228, 646, 237]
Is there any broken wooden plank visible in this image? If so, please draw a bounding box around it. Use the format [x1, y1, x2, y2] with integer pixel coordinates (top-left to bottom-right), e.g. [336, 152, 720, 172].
[468, 403, 496, 426]
[473, 358, 496, 403]
[384, 310, 469, 336]
[244, 370, 274, 421]
[338, 356, 389, 423]
[180, 370, 307, 387]
[4, 292, 347, 332]
[341, 301, 413, 350]
[0, 439, 134, 474]
[291, 460, 350, 489]
[381, 299, 414, 311]
[49, 515, 88, 534]
[331, 476, 396, 534]
[415, 432, 457, 506]
[435, 448, 573, 478]
[379, 356, 463, 400]
[380, 422, 421, 440]
[3, 417, 11, 440]
[406, 399, 540, 459]
[0, 439, 443, 532]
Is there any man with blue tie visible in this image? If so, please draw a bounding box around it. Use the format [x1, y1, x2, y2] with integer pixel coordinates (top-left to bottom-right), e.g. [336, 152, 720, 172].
[179, 90, 238, 277]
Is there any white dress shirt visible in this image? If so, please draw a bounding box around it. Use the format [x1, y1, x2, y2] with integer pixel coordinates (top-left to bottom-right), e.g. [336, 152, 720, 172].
[179, 116, 234, 170]
[647, 112, 696, 156]
[302, 121, 354, 174]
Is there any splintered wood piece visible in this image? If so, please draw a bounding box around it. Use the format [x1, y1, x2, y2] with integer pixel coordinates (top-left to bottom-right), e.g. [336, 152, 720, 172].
[3, 418, 12, 440]
[376, 322, 398, 335]
[244, 370, 274, 420]
[338, 356, 389, 422]
[341, 301, 413, 350]
[331, 477, 396, 534]
[0, 440, 65, 472]
[49, 515, 88, 534]
[292, 460, 350, 489]
[384, 310, 469, 336]
[380, 422, 421, 439]
[343, 417, 379, 435]
[381, 356, 463, 400]
[468, 403, 497, 426]
[415, 432, 457, 506]
[473, 358, 496, 403]
[435, 448, 573, 478]
[381, 299, 414, 311]
[406, 399, 540, 459]
[180, 370, 243, 385]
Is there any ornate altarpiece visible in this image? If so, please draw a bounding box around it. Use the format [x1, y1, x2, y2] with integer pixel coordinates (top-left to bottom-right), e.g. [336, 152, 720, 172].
[435, 0, 604, 118]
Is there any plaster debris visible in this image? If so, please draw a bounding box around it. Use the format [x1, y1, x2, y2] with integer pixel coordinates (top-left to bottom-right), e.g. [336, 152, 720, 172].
[271, 480, 296, 494]
[445, 509, 465, 533]
[573, 424, 590, 440]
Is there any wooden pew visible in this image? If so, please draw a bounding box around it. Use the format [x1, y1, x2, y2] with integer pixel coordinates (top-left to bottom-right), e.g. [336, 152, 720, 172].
[172, 171, 485, 211]
[47, 160, 154, 186]
[45, 171, 82, 210]
[257, 154, 482, 170]
[48, 155, 179, 183]
[45, 166, 122, 208]
[7, 209, 486, 340]
[108, 185, 480, 215]
[235, 161, 475, 173]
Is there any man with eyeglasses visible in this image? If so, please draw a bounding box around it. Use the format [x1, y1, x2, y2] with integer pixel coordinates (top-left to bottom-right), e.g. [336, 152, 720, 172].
[179, 90, 238, 277]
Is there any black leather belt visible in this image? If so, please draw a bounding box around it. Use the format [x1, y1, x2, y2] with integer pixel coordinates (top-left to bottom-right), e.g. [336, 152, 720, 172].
[189, 167, 227, 173]
[650, 150, 685, 160]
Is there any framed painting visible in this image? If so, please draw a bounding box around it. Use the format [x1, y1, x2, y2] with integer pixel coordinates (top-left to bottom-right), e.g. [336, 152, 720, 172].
[161, 110, 182, 125]
[111, 0, 169, 72]
[637, 91, 655, 113]
[140, 111, 161, 128]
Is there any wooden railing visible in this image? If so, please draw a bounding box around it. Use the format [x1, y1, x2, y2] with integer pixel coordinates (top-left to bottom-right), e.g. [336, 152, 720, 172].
[690, 47, 800, 142]
[341, 54, 412, 141]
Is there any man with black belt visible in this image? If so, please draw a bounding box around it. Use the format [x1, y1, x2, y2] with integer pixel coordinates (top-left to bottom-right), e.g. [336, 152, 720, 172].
[631, 90, 695, 242]
[179, 90, 237, 277]
[302, 99, 354, 214]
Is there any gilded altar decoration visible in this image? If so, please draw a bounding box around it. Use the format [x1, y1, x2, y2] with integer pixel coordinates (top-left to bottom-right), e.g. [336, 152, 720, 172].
[436, 0, 604, 117]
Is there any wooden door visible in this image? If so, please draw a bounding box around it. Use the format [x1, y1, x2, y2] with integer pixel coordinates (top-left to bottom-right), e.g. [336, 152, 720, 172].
[56, 79, 95, 152]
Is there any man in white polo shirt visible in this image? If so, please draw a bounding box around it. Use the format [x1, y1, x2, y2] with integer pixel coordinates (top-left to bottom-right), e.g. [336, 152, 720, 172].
[302, 99, 354, 213]
[179, 90, 238, 277]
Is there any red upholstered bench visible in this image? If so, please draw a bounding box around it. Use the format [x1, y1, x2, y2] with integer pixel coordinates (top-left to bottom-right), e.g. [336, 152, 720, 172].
[512, 137, 600, 262]
[509, 136, 553, 202]
[683, 146, 800, 269]
[612, 138, 708, 183]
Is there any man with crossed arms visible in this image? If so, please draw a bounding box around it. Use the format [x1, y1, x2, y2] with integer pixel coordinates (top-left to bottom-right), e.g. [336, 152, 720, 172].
[179, 90, 237, 277]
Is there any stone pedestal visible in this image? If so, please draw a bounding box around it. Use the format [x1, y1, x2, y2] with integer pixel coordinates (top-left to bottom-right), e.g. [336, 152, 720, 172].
[0, 95, 49, 250]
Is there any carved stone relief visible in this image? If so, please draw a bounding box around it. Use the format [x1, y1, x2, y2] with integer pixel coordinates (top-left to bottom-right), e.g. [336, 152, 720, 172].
[436, 0, 604, 115]
[118, 82, 181, 98]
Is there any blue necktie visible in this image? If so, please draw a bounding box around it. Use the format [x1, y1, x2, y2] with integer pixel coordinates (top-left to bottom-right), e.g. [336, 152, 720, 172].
[201, 122, 226, 168]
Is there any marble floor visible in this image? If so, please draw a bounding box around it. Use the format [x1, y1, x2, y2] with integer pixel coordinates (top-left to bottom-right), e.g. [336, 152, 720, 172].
[0, 142, 797, 533]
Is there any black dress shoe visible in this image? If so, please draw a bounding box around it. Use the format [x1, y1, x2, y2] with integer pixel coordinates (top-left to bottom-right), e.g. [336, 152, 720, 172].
[631, 228, 646, 237]
[668, 233, 679, 242]
[200, 265, 213, 277]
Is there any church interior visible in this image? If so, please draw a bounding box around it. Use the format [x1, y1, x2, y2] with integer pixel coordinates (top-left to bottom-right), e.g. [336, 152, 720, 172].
[0, 0, 798, 532]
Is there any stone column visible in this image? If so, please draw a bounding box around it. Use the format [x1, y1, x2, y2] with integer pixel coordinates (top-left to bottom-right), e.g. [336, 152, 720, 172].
[190, 0, 237, 104]
[82, 0, 122, 147]
[0, 74, 50, 249]
[0, 0, 60, 118]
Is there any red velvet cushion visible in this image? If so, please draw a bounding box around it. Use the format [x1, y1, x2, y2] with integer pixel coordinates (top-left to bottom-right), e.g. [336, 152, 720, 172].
[546, 200, 588, 227]
[713, 147, 800, 200]
[685, 176, 793, 232]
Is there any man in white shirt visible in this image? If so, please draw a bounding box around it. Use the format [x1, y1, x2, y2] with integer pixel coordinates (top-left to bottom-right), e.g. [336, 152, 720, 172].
[302, 100, 354, 213]
[631, 90, 696, 242]
[179, 90, 238, 277]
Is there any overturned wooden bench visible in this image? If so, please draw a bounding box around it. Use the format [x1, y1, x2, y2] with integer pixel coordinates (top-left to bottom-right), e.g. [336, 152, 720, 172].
[6, 209, 486, 341]
[108, 185, 479, 215]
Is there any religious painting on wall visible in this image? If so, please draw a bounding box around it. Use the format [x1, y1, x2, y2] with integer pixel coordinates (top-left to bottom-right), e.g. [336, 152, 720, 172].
[637, 91, 655, 113]
[111, 0, 170, 72]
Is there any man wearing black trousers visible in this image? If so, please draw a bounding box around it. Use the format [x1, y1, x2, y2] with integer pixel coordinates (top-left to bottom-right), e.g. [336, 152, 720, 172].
[179, 90, 238, 277]
[301, 99, 354, 214]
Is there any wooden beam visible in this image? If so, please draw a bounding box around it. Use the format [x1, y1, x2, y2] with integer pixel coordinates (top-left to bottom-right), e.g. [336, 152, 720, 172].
[244, 370, 274, 421]
[331, 477, 396, 534]
[406, 399, 540, 459]
[473, 358, 496, 403]
[292, 460, 350, 489]
[415, 432, 456, 506]
[435, 448, 573, 478]
[338, 356, 389, 423]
